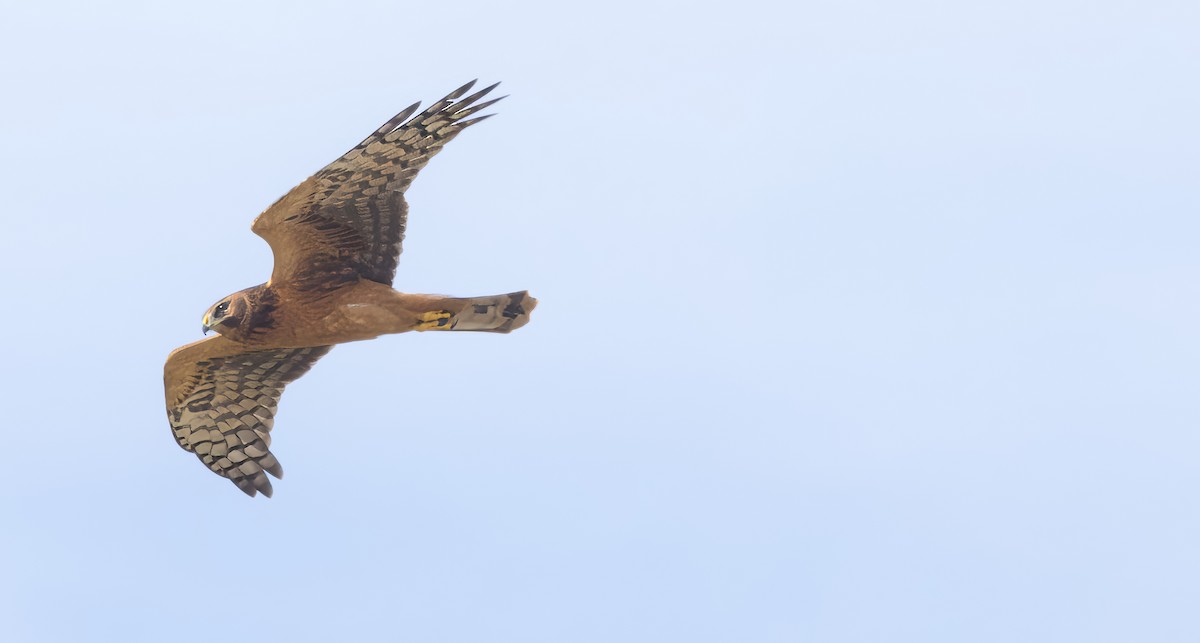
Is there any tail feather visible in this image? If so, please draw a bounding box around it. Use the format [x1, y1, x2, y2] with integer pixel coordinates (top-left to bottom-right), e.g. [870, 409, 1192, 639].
[448, 291, 537, 333]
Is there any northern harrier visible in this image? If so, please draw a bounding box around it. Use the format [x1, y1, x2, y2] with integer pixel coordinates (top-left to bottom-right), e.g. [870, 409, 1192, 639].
[163, 81, 536, 497]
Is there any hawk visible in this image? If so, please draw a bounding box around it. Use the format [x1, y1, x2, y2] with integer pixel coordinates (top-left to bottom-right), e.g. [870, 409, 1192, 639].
[163, 80, 536, 497]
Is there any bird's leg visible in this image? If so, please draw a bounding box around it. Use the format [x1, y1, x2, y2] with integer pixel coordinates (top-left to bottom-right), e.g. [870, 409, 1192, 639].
[414, 310, 453, 331]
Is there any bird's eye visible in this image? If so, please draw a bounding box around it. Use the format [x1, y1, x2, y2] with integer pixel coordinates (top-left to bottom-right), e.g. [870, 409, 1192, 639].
[215, 302, 230, 317]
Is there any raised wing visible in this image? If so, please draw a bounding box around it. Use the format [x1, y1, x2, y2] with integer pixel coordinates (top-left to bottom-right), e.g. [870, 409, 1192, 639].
[252, 80, 503, 293]
[164, 336, 331, 497]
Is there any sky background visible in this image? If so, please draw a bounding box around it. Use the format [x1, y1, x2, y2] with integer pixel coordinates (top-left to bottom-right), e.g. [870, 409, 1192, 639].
[1, 0, 1198, 641]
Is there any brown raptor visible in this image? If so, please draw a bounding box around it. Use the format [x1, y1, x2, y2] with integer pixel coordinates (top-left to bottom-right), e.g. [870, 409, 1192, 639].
[163, 80, 536, 497]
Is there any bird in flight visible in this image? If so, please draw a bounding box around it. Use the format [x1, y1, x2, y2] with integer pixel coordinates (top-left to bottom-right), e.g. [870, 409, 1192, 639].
[163, 80, 535, 497]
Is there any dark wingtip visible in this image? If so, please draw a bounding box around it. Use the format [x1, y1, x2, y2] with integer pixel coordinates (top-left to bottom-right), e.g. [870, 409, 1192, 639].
[474, 96, 507, 111]
[447, 79, 478, 100]
[457, 114, 497, 128]
[250, 472, 275, 498]
[458, 83, 502, 107]
[393, 101, 421, 124]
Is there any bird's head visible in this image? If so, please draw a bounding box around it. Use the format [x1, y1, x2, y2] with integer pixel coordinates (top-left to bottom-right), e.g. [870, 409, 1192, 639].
[202, 285, 275, 341]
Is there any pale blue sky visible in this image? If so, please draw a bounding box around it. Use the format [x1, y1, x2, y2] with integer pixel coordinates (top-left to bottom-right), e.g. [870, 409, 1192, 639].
[1, 0, 1198, 641]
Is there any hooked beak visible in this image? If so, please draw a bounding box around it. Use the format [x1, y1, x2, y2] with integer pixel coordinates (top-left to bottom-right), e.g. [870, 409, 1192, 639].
[202, 314, 211, 336]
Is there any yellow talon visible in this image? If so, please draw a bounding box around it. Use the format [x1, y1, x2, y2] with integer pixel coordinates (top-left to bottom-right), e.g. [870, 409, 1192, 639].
[415, 310, 453, 331]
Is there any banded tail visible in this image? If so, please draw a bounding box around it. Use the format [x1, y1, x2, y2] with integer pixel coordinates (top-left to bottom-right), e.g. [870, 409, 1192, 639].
[443, 290, 537, 333]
